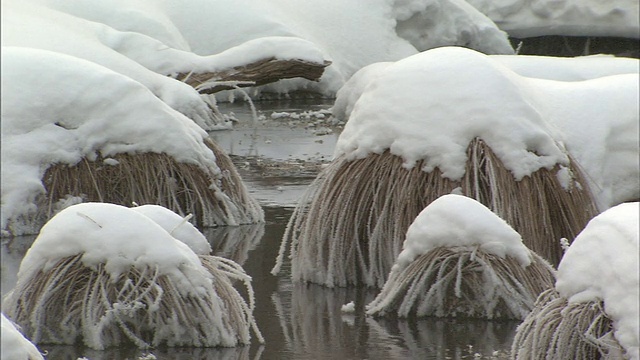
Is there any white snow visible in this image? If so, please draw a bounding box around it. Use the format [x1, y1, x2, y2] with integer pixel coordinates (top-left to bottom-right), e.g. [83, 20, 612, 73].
[555, 202, 639, 360]
[392, 0, 514, 54]
[1, 314, 44, 360]
[492, 54, 640, 81]
[131, 205, 211, 255]
[3, 0, 515, 102]
[466, 0, 640, 38]
[333, 53, 639, 122]
[333, 47, 639, 207]
[394, 194, 532, 273]
[1, 47, 223, 236]
[335, 46, 569, 181]
[341, 301, 356, 313]
[2, 0, 226, 130]
[17, 203, 211, 293]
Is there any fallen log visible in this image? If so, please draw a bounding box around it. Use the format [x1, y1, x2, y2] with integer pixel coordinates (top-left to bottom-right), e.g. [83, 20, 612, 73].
[178, 58, 331, 94]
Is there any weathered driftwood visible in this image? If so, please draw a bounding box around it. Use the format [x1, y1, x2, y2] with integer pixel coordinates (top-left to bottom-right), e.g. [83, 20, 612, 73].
[178, 58, 331, 94]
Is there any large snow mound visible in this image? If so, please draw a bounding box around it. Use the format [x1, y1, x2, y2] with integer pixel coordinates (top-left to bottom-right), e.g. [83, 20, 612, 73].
[555, 202, 639, 360]
[1, 47, 220, 235]
[333, 47, 639, 208]
[334, 46, 568, 181]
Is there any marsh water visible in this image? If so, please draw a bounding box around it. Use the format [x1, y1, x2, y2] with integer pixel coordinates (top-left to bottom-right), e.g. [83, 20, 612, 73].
[1, 100, 519, 360]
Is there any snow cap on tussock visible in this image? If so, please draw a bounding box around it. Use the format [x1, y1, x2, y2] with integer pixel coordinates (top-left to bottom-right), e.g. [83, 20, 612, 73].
[17, 202, 209, 293]
[555, 202, 639, 360]
[131, 204, 211, 255]
[333, 47, 639, 210]
[335, 46, 568, 181]
[395, 194, 532, 272]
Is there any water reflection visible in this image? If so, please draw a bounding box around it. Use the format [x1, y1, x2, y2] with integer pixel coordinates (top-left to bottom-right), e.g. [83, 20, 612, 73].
[204, 223, 264, 266]
[272, 280, 516, 360]
[0, 206, 518, 360]
[1, 235, 36, 298]
[39, 344, 258, 360]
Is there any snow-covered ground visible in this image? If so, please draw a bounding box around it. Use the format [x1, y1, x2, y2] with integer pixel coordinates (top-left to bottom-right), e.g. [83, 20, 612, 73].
[556, 202, 639, 359]
[466, 0, 640, 38]
[2, 0, 515, 102]
[333, 47, 639, 210]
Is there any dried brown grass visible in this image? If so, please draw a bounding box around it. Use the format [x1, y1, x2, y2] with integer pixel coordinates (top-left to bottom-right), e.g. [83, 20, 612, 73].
[365, 247, 556, 320]
[41, 138, 262, 230]
[273, 138, 597, 288]
[2, 253, 263, 349]
[510, 289, 623, 359]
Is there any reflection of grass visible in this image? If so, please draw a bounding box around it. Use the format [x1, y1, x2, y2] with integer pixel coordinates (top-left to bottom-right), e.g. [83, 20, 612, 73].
[511, 289, 622, 359]
[366, 247, 556, 320]
[275, 138, 596, 288]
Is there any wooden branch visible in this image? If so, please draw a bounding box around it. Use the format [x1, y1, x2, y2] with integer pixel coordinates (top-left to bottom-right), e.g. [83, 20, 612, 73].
[178, 58, 331, 94]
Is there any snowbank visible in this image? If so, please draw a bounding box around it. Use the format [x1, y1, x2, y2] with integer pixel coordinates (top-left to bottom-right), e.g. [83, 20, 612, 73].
[5, 0, 513, 101]
[392, 0, 514, 53]
[466, 0, 640, 38]
[334, 53, 639, 121]
[333, 47, 639, 208]
[2, 0, 227, 130]
[491, 54, 640, 81]
[394, 194, 532, 272]
[1, 314, 44, 360]
[555, 202, 639, 360]
[1, 47, 221, 235]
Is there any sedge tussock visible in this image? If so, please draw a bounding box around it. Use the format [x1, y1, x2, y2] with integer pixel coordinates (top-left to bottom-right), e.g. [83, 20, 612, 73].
[510, 289, 624, 359]
[273, 138, 596, 288]
[36, 138, 262, 233]
[2, 254, 263, 349]
[365, 247, 556, 320]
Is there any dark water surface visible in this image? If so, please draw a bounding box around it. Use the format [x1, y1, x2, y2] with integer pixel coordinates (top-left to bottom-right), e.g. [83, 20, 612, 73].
[1, 100, 518, 359]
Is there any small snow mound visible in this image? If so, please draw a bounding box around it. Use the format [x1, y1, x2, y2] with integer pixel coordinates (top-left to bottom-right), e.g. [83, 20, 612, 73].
[341, 301, 356, 313]
[395, 194, 532, 272]
[18, 203, 207, 290]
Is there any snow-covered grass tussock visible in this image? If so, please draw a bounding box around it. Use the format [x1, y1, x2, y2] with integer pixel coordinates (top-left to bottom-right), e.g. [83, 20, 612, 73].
[2, 203, 263, 349]
[332, 47, 638, 210]
[1, 314, 44, 360]
[365, 195, 556, 320]
[511, 202, 639, 360]
[1, 47, 263, 236]
[273, 137, 594, 288]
